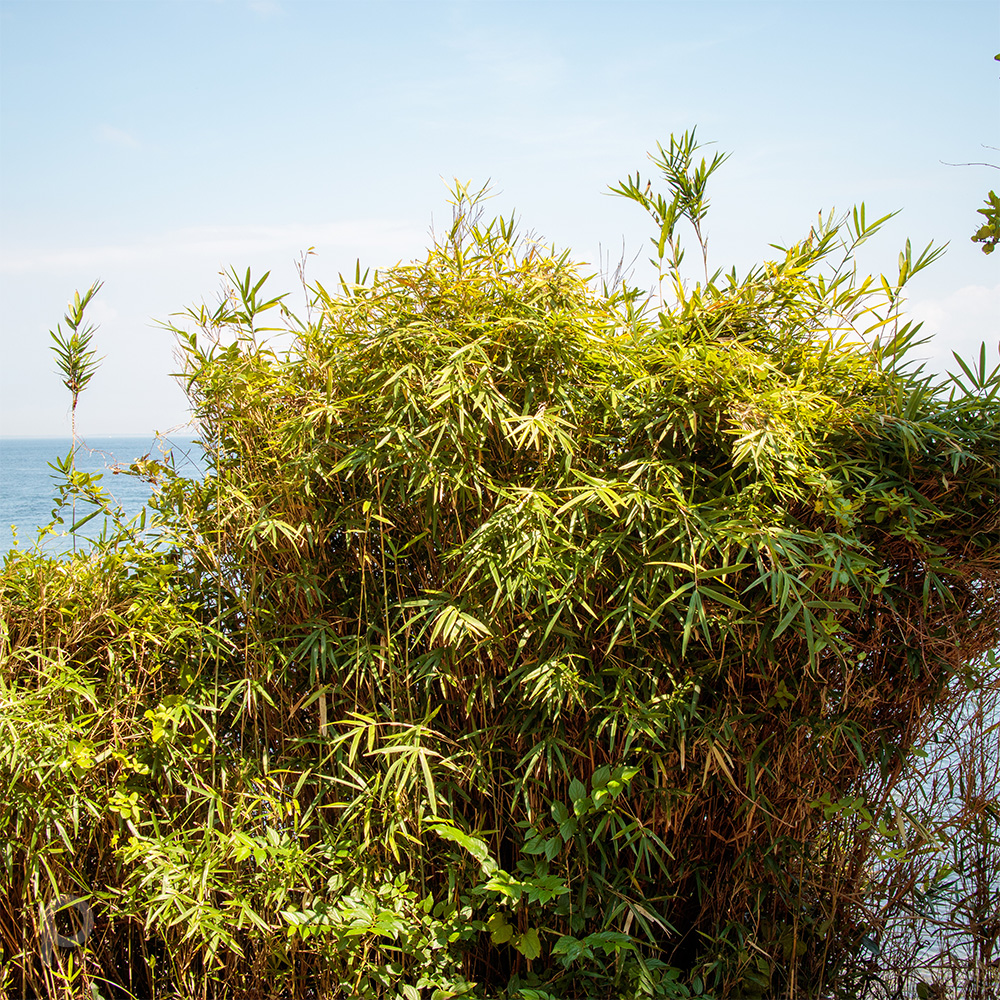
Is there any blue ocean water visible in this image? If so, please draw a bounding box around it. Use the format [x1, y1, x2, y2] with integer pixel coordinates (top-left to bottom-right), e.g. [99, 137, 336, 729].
[0, 436, 206, 557]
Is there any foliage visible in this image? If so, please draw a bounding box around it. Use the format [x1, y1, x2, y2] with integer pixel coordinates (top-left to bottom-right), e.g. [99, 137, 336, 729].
[848, 648, 1000, 999]
[2, 139, 1000, 999]
[47, 280, 106, 551]
[968, 54, 1000, 255]
[49, 281, 104, 436]
[972, 190, 1000, 254]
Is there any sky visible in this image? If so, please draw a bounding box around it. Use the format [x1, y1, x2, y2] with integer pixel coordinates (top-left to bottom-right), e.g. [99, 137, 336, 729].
[1, 0, 998, 439]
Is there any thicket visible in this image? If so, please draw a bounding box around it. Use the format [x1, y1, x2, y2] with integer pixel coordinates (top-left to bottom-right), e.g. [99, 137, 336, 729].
[2, 135, 999, 1000]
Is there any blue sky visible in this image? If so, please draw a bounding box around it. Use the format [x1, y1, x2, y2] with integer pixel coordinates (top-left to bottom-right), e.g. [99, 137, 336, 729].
[1, 0, 998, 437]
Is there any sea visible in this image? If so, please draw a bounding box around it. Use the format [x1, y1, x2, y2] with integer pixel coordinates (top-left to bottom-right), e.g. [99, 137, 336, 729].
[0, 436, 207, 558]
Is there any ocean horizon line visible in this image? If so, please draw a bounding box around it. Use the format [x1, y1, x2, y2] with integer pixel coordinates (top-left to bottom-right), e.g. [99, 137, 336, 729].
[0, 433, 187, 440]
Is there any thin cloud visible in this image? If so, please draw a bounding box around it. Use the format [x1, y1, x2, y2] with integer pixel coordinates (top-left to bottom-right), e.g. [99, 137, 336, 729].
[248, 0, 283, 17]
[97, 124, 141, 148]
[0, 221, 427, 275]
[446, 24, 566, 91]
[908, 282, 1000, 375]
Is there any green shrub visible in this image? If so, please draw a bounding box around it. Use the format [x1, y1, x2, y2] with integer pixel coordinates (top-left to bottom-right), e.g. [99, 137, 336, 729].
[3, 142, 999, 1000]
